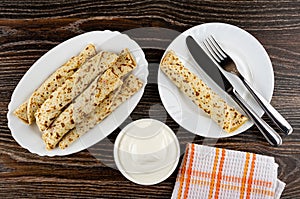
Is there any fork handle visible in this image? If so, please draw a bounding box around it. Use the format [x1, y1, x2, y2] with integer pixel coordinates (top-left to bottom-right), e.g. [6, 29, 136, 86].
[240, 76, 293, 135]
[231, 89, 282, 146]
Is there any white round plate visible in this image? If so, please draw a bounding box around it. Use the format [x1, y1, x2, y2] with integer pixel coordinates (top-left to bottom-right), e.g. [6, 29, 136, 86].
[158, 22, 274, 138]
[7, 31, 149, 156]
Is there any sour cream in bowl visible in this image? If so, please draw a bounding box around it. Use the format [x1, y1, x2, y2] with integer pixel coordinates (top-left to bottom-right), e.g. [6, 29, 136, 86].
[114, 119, 180, 185]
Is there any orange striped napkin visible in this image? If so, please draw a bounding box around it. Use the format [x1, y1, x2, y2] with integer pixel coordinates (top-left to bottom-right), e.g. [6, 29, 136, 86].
[172, 144, 285, 199]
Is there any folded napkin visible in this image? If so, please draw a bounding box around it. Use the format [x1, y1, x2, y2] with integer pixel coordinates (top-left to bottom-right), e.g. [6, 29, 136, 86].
[172, 144, 285, 199]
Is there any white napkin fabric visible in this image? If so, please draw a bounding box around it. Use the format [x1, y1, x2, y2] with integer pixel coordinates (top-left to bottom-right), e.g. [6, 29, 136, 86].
[172, 144, 285, 199]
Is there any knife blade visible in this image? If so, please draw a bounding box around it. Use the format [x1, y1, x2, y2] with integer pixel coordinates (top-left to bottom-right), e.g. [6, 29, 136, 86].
[186, 35, 282, 146]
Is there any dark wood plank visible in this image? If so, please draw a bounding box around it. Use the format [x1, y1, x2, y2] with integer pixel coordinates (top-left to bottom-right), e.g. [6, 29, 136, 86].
[0, 0, 299, 198]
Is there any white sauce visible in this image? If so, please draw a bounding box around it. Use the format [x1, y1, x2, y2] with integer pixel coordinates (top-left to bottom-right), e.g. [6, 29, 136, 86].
[114, 119, 180, 185]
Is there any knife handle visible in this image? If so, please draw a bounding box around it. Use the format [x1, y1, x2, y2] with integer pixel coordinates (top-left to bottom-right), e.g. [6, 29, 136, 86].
[231, 89, 282, 146]
[240, 77, 293, 135]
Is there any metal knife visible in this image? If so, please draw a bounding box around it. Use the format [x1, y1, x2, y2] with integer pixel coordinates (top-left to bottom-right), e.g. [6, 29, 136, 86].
[186, 35, 282, 146]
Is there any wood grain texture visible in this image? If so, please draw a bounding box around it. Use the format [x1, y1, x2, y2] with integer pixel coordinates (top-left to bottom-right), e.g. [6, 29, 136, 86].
[0, 0, 299, 198]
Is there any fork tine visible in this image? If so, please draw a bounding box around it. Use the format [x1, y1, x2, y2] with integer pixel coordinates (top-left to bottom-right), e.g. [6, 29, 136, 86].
[209, 36, 227, 58]
[206, 36, 224, 61]
[203, 39, 221, 63]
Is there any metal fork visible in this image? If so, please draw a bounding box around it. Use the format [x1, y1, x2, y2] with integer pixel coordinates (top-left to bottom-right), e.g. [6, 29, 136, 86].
[203, 36, 293, 135]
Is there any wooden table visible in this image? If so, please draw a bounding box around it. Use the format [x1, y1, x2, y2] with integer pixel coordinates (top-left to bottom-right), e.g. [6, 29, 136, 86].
[0, 0, 299, 198]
